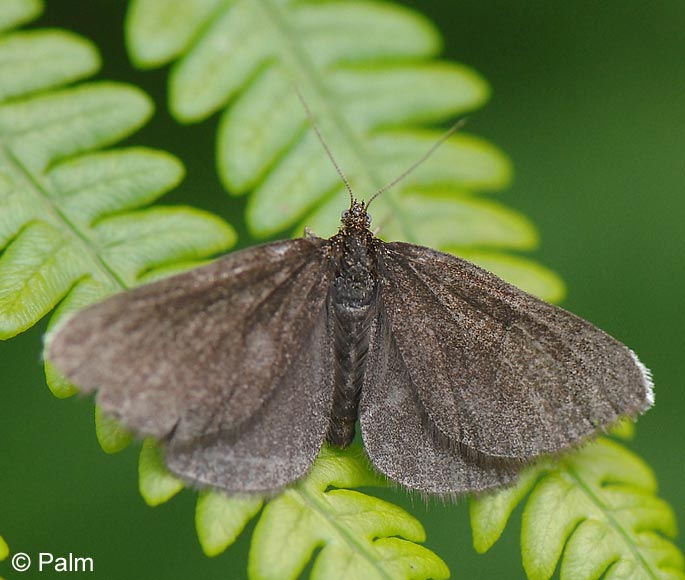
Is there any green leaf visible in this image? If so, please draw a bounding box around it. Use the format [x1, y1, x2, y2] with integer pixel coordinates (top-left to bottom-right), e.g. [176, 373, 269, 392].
[455, 250, 566, 303]
[0, 8, 238, 494]
[470, 464, 545, 555]
[125, 0, 562, 294]
[139, 439, 184, 507]
[196, 491, 264, 557]
[0, 533, 7, 580]
[0, 30, 100, 102]
[249, 446, 449, 580]
[126, 0, 224, 68]
[3, 5, 673, 580]
[301, 187, 536, 249]
[95, 405, 133, 454]
[142, 443, 447, 577]
[0, 534, 8, 560]
[0, 17, 236, 343]
[0, 0, 42, 32]
[471, 439, 685, 580]
[610, 417, 637, 441]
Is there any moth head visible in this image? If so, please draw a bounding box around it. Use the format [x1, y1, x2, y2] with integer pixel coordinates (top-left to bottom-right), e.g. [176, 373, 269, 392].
[341, 200, 372, 231]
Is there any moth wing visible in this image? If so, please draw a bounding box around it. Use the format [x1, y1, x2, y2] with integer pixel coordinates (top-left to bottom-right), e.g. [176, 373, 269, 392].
[165, 304, 335, 491]
[377, 241, 653, 461]
[48, 238, 336, 490]
[359, 309, 519, 494]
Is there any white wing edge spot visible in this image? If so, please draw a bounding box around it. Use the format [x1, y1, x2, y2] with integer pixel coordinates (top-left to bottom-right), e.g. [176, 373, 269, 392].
[630, 349, 655, 407]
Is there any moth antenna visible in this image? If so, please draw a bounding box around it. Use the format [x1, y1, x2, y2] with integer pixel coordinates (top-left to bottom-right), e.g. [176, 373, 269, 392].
[294, 87, 356, 207]
[365, 118, 467, 210]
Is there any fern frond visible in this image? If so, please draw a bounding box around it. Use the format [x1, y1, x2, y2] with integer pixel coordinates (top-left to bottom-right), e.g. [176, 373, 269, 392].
[0, 9, 236, 371]
[126, 0, 563, 301]
[135, 439, 449, 579]
[0, 6, 237, 527]
[470, 438, 685, 580]
[248, 446, 448, 580]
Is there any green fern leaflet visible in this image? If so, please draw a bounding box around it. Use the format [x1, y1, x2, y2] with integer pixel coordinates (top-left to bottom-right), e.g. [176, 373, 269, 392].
[0, 5, 236, 373]
[471, 438, 684, 580]
[0, 533, 8, 580]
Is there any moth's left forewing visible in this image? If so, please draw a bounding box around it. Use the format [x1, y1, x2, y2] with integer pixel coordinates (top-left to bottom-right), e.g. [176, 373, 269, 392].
[47, 237, 339, 492]
[375, 241, 653, 462]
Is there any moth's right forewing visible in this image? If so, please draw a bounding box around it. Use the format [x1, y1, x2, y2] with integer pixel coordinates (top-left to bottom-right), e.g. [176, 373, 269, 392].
[359, 308, 519, 495]
[377, 241, 653, 461]
[47, 238, 332, 442]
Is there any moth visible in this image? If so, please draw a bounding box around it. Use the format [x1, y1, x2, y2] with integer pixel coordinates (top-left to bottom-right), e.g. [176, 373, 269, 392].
[47, 117, 653, 496]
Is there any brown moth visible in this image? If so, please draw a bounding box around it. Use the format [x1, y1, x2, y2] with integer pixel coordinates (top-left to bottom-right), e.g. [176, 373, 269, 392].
[47, 195, 653, 495]
[47, 106, 653, 495]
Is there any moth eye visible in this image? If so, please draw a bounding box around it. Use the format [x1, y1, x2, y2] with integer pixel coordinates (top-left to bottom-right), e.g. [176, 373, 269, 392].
[342, 210, 350, 220]
[365, 214, 372, 227]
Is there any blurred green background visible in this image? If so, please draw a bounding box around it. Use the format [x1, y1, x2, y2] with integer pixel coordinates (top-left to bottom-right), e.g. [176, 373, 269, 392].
[1, 1, 683, 578]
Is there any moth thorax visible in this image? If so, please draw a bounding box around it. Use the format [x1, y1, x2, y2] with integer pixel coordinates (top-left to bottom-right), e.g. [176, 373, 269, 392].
[333, 232, 377, 309]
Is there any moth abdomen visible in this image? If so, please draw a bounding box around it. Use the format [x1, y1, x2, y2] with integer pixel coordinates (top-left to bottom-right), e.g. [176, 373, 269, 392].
[327, 299, 376, 448]
[326, 230, 379, 448]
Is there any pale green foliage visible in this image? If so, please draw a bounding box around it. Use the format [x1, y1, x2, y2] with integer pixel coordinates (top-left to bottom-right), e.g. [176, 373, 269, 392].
[610, 417, 636, 440]
[249, 447, 449, 580]
[138, 440, 185, 507]
[0, 0, 42, 32]
[95, 405, 133, 454]
[126, 0, 565, 301]
[0, 7, 236, 358]
[0, 533, 7, 580]
[140, 444, 448, 579]
[471, 438, 685, 580]
[0, 0, 236, 545]
[0, 534, 7, 560]
[196, 491, 264, 557]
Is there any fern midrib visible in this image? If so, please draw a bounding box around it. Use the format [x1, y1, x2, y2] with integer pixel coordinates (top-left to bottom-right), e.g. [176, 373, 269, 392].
[565, 464, 658, 579]
[289, 487, 394, 580]
[252, 0, 419, 243]
[2, 145, 129, 290]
